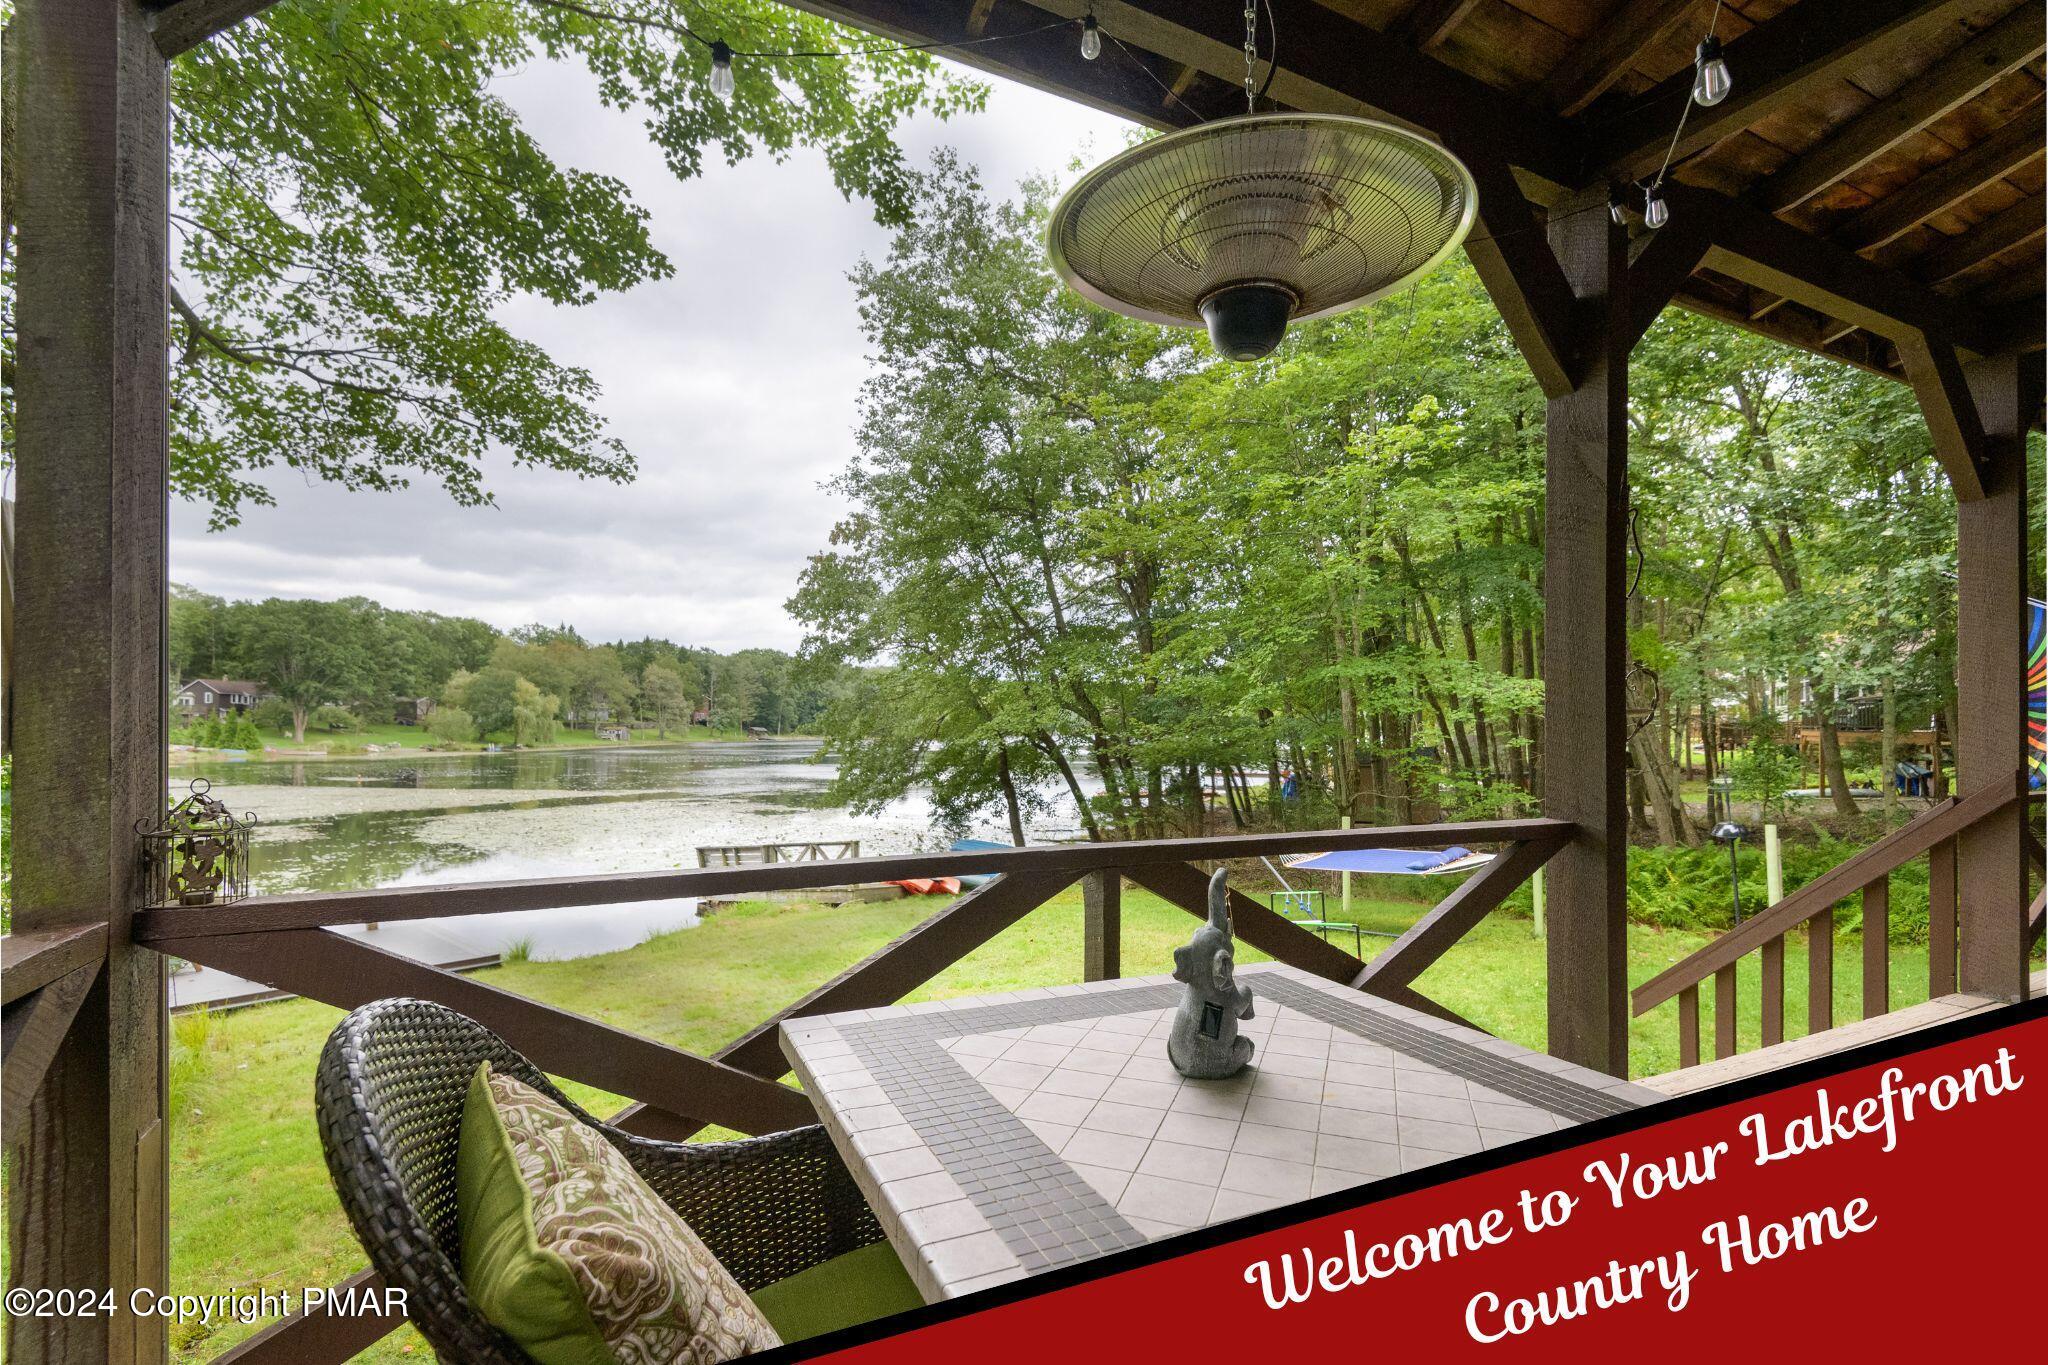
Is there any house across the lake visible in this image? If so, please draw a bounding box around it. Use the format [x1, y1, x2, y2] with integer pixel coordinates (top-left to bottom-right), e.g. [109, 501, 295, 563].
[173, 678, 268, 720]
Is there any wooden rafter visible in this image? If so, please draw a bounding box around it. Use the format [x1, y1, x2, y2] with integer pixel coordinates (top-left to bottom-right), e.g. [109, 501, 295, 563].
[1392, 0, 1481, 53]
[1457, 151, 1581, 398]
[1899, 331, 1991, 494]
[1750, 5, 2045, 215]
[965, 0, 997, 38]
[1536, 0, 1700, 118]
[1671, 283, 1903, 380]
[1588, 0, 1986, 183]
[1623, 213, 1712, 349]
[1835, 100, 2047, 252]
[1914, 189, 2047, 285]
[147, 0, 279, 58]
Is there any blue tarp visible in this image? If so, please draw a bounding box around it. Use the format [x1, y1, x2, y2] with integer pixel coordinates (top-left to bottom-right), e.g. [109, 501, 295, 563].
[950, 838, 1012, 888]
[1285, 846, 1490, 875]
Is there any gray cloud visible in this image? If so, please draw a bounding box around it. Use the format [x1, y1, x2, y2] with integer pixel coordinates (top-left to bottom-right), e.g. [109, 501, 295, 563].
[170, 56, 1129, 652]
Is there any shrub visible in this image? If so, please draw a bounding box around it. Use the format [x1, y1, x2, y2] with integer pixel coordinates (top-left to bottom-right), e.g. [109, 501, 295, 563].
[1731, 722, 1801, 818]
[250, 696, 293, 733]
[311, 704, 360, 732]
[219, 715, 265, 751]
[1624, 835, 1931, 943]
[425, 705, 476, 745]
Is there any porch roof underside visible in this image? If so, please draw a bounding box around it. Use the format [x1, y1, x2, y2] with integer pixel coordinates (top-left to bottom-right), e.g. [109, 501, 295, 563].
[746, 0, 2045, 384]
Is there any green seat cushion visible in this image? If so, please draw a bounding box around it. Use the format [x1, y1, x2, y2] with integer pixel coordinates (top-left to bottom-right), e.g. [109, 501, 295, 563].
[749, 1240, 924, 1343]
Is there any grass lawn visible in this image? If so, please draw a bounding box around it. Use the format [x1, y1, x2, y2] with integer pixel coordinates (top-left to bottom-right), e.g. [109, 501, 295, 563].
[163, 887, 1939, 1360]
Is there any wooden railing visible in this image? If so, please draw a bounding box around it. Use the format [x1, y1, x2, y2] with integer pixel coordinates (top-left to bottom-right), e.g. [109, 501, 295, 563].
[3, 818, 1568, 1364]
[1631, 775, 2035, 1069]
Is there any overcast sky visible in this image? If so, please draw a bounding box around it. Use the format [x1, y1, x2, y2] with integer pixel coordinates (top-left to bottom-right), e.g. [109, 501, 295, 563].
[168, 57, 1130, 653]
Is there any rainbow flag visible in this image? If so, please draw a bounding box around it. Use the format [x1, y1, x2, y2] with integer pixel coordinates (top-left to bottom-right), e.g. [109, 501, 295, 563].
[2030, 597, 2046, 783]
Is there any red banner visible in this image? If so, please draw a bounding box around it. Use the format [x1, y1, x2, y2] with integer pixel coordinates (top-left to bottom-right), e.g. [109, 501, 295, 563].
[800, 1002, 2046, 1361]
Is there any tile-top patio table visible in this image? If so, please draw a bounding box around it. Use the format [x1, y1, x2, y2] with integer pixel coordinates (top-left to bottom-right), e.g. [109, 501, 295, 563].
[780, 962, 1663, 1304]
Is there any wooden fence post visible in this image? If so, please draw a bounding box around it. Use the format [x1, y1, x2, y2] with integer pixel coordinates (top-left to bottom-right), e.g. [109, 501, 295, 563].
[1083, 871, 1122, 982]
[8, 1, 172, 1361]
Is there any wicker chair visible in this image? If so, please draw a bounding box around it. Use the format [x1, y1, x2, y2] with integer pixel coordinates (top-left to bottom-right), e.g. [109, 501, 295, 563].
[316, 997, 885, 1363]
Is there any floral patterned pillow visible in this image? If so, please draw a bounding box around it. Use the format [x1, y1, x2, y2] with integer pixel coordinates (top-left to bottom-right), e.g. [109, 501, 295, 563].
[458, 1063, 781, 1364]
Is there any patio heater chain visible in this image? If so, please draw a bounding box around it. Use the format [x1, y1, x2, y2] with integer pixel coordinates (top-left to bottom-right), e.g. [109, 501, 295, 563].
[1244, 3, 1258, 113]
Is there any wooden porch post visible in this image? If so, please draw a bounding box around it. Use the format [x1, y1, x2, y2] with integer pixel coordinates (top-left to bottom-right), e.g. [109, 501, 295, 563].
[1542, 189, 1631, 1076]
[1083, 870, 1122, 981]
[1953, 352, 2041, 1001]
[9, 2, 172, 1362]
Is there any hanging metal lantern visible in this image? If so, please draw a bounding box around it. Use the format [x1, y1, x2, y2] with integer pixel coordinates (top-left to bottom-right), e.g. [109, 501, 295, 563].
[1046, 112, 1477, 361]
[138, 778, 254, 907]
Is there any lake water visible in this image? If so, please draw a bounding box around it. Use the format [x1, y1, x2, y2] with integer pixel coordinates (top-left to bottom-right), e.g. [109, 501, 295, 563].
[169, 739, 1077, 1000]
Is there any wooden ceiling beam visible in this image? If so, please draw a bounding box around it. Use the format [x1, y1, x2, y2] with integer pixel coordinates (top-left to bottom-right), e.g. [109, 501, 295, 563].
[1669, 284, 1904, 381]
[1043, 0, 1581, 185]
[1834, 99, 2047, 252]
[1751, 6, 2044, 215]
[965, 0, 998, 37]
[1588, 0, 1985, 183]
[1537, 0, 1700, 118]
[1914, 189, 2046, 285]
[147, 0, 281, 58]
[1393, 0, 1483, 54]
[1665, 181, 1996, 353]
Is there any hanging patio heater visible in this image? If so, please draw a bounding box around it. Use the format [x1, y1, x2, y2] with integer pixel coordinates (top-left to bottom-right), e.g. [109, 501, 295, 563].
[1046, 112, 1478, 361]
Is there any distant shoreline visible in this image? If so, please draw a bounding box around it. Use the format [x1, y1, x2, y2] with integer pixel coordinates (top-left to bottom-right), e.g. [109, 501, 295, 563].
[167, 731, 823, 767]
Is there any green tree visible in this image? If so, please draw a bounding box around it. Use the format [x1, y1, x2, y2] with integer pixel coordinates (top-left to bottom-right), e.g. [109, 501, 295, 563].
[232, 597, 376, 742]
[101, 0, 980, 527]
[426, 704, 476, 745]
[640, 661, 687, 737]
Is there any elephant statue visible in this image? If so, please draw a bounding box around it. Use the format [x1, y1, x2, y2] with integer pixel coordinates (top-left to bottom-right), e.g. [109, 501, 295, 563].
[1167, 868, 1255, 1079]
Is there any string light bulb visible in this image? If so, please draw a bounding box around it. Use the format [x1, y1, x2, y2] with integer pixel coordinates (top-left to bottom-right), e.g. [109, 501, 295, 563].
[1644, 189, 1670, 229]
[1692, 34, 1731, 107]
[709, 40, 736, 100]
[1081, 15, 1102, 61]
[1608, 196, 1627, 227]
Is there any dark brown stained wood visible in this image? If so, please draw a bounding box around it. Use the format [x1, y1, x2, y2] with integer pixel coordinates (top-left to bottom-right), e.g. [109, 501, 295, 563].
[1459, 152, 1581, 397]
[1861, 879, 1890, 1018]
[1899, 331, 1989, 498]
[1394, 0, 1483, 52]
[986, 0, 1582, 184]
[1537, 0, 1700, 117]
[134, 818, 1571, 940]
[1, 922, 109, 1005]
[1589, 0, 1987, 183]
[1083, 870, 1122, 981]
[1677, 984, 1700, 1067]
[1352, 838, 1564, 992]
[1123, 860, 1366, 987]
[964, 0, 996, 37]
[10, 2, 172, 1359]
[1835, 104, 2046, 251]
[1623, 213, 1712, 348]
[175, 929, 817, 1135]
[146, 0, 280, 57]
[1806, 908, 1833, 1034]
[1670, 281, 1905, 379]
[1632, 775, 2023, 1013]
[1913, 189, 2046, 283]
[1, 963, 104, 1149]
[1953, 351, 2040, 1000]
[1760, 933, 1785, 1046]
[1676, 182, 1996, 352]
[1928, 835, 1958, 994]
[1541, 187, 1630, 1078]
[206, 1269, 404, 1365]
[1750, 7, 2045, 214]
[2028, 884, 2046, 951]
[708, 872, 1075, 1081]
[1713, 965, 1737, 1060]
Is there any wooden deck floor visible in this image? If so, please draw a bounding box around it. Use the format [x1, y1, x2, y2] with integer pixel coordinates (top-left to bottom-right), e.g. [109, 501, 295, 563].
[1637, 969, 2046, 1098]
